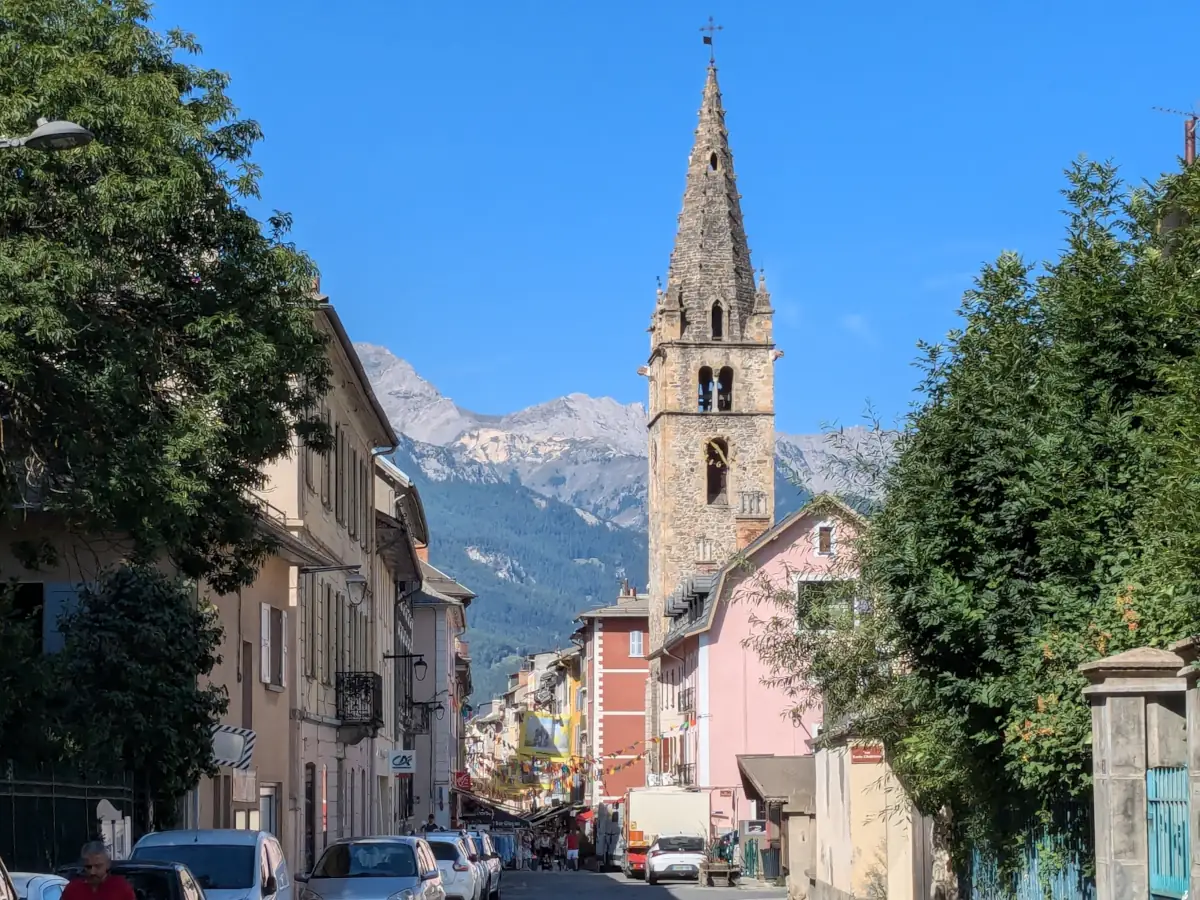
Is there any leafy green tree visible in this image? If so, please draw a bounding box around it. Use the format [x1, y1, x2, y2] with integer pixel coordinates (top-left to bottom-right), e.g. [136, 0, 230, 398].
[0, 0, 330, 593]
[750, 159, 1200, 858]
[56, 564, 227, 825]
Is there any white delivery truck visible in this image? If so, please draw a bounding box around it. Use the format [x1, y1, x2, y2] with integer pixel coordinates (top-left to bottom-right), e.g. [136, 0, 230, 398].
[622, 786, 711, 879]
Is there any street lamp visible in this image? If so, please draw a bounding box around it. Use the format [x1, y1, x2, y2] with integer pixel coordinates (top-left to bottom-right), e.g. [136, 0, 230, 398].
[345, 572, 369, 607]
[385, 653, 428, 681]
[0, 118, 93, 151]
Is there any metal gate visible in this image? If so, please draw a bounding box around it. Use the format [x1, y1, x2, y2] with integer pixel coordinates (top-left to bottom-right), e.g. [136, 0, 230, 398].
[1148, 766, 1190, 900]
[742, 837, 759, 878]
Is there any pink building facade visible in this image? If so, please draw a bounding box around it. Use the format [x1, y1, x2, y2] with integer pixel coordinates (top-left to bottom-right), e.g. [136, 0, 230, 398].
[651, 497, 860, 832]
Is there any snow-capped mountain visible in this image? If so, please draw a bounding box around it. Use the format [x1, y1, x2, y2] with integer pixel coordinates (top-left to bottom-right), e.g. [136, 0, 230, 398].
[358, 343, 879, 532]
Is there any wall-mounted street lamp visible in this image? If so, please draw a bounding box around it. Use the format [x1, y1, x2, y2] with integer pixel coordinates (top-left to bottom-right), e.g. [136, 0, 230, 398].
[0, 118, 93, 151]
[384, 652, 428, 681]
[298, 564, 368, 606]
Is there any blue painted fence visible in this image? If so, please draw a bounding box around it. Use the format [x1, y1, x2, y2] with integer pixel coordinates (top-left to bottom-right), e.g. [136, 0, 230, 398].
[1148, 766, 1189, 900]
[959, 809, 1096, 900]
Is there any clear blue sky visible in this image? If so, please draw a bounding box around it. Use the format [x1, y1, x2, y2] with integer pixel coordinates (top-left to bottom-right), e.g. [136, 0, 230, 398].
[154, 0, 1197, 434]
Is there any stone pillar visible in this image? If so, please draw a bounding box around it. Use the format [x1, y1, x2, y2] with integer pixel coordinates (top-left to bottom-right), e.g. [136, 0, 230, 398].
[1079, 646, 1186, 900]
[1172, 636, 1200, 897]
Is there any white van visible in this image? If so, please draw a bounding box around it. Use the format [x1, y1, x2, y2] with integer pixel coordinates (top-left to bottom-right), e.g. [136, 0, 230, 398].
[130, 830, 293, 900]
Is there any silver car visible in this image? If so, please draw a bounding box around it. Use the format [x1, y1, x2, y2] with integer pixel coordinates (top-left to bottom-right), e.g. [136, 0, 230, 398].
[464, 834, 500, 900]
[298, 836, 445, 900]
[10, 874, 68, 900]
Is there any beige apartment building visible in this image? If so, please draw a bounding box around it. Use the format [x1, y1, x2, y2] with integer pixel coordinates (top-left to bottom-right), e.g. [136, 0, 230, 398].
[183, 297, 401, 869]
[0, 293, 445, 870]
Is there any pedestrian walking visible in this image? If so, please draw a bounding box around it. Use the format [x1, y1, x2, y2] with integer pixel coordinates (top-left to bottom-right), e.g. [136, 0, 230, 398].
[63, 842, 135, 900]
[554, 832, 566, 871]
[422, 813, 442, 833]
[566, 830, 580, 871]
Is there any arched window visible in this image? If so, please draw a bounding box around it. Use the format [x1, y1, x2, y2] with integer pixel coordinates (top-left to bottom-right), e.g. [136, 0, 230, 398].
[717, 367, 733, 412]
[705, 438, 729, 505]
[709, 151, 719, 171]
[698, 367, 714, 412]
[711, 302, 724, 340]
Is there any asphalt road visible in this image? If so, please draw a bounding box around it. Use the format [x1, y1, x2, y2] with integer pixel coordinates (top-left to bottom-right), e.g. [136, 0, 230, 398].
[500, 869, 786, 900]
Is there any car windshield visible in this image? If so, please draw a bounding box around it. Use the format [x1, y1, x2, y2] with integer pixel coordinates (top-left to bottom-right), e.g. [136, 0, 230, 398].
[427, 842, 462, 863]
[658, 837, 705, 853]
[312, 842, 417, 879]
[131, 845, 256, 890]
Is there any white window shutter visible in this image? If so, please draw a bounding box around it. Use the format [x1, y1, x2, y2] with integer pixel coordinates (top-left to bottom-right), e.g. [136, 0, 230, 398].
[260, 602, 272, 684]
[280, 610, 289, 688]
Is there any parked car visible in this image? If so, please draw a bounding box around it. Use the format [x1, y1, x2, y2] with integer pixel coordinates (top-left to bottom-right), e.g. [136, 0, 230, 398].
[296, 836, 445, 900]
[450, 836, 488, 898]
[130, 829, 291, 900]
[645, 834, 706, 886]
[56, 861, 205, 900]
[9, 873, 68, 900]
[0, 856, 19, 900]
[421, 836, 482, 900]
[464, 834, 499, 900]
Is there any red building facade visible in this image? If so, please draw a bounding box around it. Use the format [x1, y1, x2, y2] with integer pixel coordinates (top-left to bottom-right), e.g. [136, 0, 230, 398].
[576, 586, 650, 805]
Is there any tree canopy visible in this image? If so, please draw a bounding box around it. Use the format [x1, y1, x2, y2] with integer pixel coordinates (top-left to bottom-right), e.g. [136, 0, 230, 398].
[55, 565, 227, 824]
[749, 157, 1200, 854]
[0, 0, 330, 592]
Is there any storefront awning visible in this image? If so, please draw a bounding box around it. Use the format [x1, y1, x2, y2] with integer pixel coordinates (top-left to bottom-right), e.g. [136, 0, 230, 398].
[456, 790, 532, 827]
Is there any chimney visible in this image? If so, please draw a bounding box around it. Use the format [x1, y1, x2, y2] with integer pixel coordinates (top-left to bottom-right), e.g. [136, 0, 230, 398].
[1188, 118, 1197, 167]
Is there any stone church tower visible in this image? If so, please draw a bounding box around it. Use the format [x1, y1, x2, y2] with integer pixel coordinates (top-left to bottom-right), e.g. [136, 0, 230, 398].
[643, 59, 778, 753]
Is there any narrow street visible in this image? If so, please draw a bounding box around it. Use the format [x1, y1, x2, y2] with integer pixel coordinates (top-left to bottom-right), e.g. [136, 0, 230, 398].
[500, 870, 787, 900]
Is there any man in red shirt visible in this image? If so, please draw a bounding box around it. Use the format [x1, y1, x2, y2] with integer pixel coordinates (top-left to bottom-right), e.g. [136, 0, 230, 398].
[565, 831, 580, 871]
[62, 842, 135, 900]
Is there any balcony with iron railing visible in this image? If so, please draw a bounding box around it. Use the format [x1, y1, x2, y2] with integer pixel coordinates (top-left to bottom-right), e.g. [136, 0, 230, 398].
[336, 671, 384, 734]
[678, 687, 696, 713]
[674, 763, 696, 786]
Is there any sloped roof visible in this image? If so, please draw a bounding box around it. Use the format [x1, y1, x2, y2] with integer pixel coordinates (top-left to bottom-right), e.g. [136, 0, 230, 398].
[737, 754, 815, 812]
[420, 559, 476, 604]
[653, 494, 862, 657]
[578, 594, 650, 620]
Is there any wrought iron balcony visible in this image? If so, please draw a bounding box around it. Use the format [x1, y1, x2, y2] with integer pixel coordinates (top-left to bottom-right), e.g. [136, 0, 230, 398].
[336, 671, 384, 727]
[678, 687, 696, 713]
[675, 763, 696, 786]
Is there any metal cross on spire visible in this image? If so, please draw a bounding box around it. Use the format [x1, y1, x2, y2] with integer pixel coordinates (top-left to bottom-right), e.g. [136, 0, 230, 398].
[700, 16, 722, 63]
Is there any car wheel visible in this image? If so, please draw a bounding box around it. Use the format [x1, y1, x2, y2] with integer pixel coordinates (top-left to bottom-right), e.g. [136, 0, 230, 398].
[647, 871, 657, 886]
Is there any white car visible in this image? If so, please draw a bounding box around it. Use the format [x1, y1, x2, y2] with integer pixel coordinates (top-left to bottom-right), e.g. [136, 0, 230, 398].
[9, 874, 68, 900]
[424, 835, 483, 900]
[131, 829, 292, 900]
[646, 834, 707, 885]
[465, 833, 500, 900]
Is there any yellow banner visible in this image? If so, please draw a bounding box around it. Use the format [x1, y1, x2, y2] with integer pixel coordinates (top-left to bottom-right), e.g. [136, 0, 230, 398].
[518, 712, 571, 760]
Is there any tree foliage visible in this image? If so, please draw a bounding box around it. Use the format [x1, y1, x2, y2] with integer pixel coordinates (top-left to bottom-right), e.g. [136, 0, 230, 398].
[56, 564, 227, 823]
[748, 158, 1200, 855]
[0, 0, 330, 592]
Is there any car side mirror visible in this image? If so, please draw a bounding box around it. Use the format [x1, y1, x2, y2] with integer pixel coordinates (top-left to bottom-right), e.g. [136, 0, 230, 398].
[294, 875, 309, 884]
[420, 871, 439, 882]
[468, 855, 478, 863]
[263, 876, 278, 896]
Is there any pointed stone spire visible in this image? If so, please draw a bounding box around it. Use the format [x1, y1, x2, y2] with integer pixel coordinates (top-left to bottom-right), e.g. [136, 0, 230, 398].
[663, 61, 757, 340]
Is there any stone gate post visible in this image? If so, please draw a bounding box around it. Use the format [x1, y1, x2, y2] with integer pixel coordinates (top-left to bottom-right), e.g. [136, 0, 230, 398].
[1079, 647, 1187, 900]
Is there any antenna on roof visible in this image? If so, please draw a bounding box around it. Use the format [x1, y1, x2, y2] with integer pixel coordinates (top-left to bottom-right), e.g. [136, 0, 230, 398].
[1154, 106, 1199, 166]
